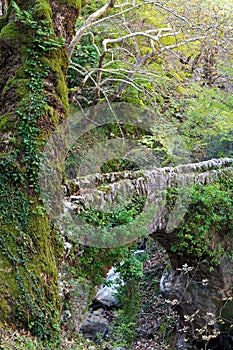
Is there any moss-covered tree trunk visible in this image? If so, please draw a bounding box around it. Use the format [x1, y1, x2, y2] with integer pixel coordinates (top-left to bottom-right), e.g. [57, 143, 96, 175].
[0, 0, 81, 343]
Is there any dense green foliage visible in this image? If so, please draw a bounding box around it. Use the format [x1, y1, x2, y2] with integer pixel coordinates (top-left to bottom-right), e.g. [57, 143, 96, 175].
[170, 174, 233, 266]
[79, 196, 146, 228]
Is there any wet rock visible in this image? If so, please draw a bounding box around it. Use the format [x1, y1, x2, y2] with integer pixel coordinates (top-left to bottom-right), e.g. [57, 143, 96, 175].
[80, 312, 109, 340]
[94, 267, 121, 308]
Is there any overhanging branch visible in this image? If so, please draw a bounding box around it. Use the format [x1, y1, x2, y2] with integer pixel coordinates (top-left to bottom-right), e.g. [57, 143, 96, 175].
[68, 0, 115, 59]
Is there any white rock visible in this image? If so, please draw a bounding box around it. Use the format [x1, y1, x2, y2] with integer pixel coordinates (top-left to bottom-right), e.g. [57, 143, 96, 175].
[94, 267, 122, 308]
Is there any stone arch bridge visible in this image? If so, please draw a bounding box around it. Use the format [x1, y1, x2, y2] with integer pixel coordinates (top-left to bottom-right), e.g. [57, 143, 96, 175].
[65, 157, 233, 233]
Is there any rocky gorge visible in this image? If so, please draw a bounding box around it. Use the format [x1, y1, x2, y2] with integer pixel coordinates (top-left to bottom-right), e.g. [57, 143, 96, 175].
[57, 158, 233, 349]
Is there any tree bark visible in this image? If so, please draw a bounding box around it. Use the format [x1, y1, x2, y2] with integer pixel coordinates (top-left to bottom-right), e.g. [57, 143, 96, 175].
[0, 0, 81, 342]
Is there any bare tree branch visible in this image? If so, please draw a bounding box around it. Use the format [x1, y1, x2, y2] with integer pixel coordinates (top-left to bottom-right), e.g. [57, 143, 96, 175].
[68, 0, 227, 109]
[68, 0, 116, 59]
[161, 36, 206, 52]
[102, 28, 180, 51]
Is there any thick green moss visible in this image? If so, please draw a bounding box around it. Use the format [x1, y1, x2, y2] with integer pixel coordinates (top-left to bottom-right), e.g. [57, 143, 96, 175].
[27, 205, 61, 307]
[56, 77, 68, 109]
[42, 54, 69, 112]
[15, 82, 30, 100]
[0, 258, 18, 324]
[0, 22, 19, 41]
[58, 0, 82, 10]
[0, 114, 15, 132]
[0, 196, 62, 341]
[46, 105, 59, 124]
[34, 0, 53, 21]
[49, 46, 69, 73]
[0, 300, 9, 323]
[2, 76, 29, 99]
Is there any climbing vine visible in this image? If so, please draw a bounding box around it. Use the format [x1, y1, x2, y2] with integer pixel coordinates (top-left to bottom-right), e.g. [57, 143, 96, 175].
[12, 1, 64, 190]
